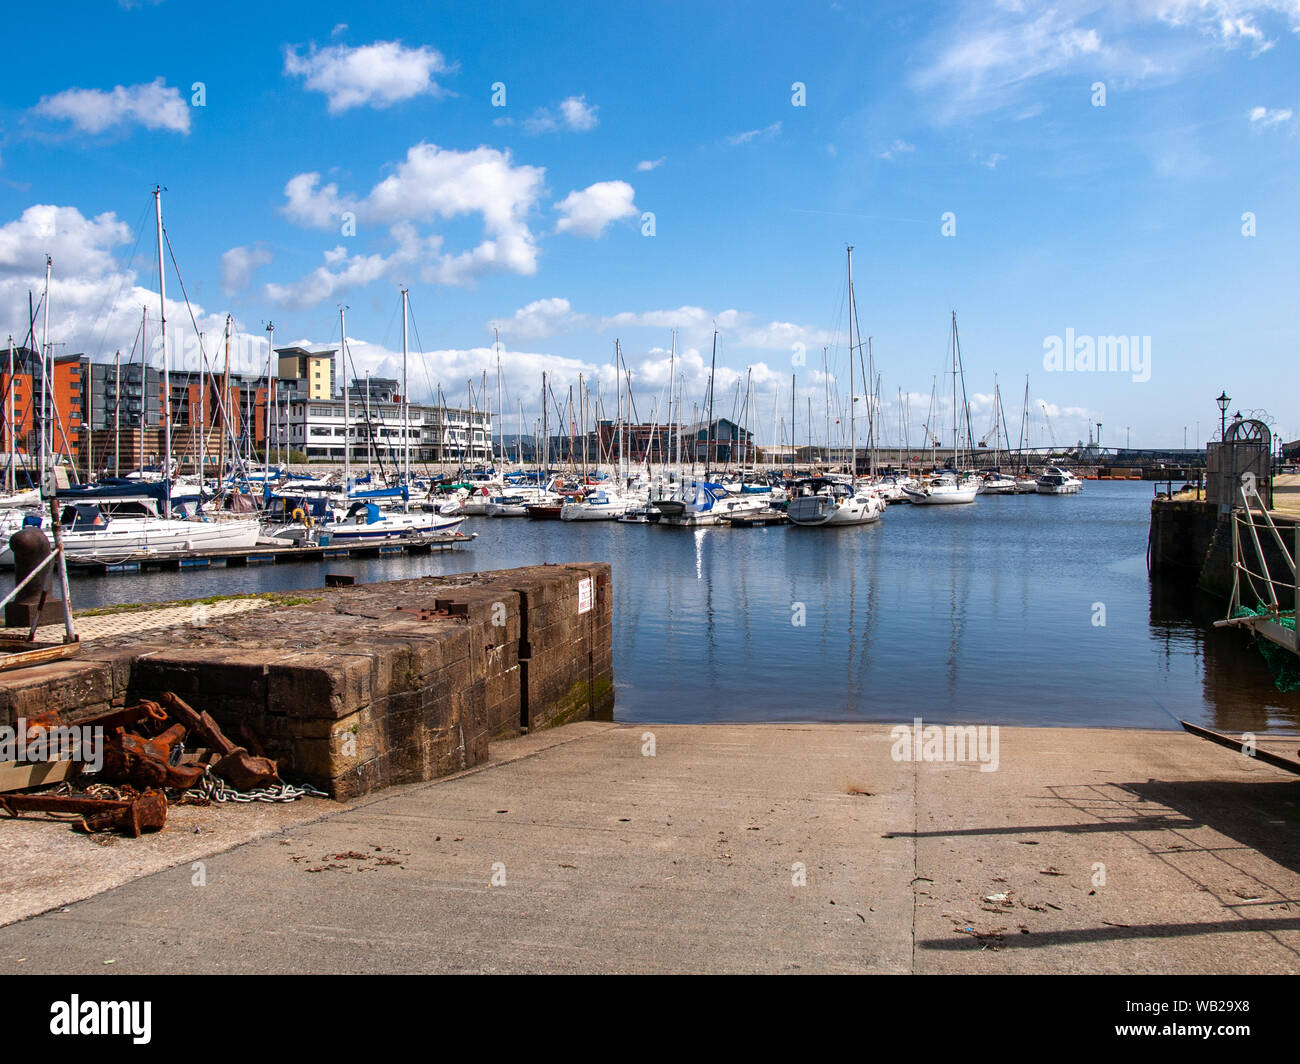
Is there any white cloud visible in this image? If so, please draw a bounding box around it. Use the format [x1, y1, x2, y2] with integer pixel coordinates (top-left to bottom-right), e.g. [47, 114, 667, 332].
[0, 202, 268, 377]
[284, 40, 453, 113]
[489, 297, 586, 341]
[1249, 105, 1293, 127]
[597, 305, 830, 351]
[272, 143, 546, 302]
[220, 245, 273, 295]
[725, 121, 782, 146]
[979, 151, 1007, 169]
[554, 181, 638, 237]
[636, 157, 666, 171]
[913, 2, 1300, 118]
[32, 77, 190, 134]
[559, 95, 599, 130]
[522, 94, 600, 134]
[0, 204, 130, 279]
[878, 139, 915, 161]
[336, 337, 599, 409]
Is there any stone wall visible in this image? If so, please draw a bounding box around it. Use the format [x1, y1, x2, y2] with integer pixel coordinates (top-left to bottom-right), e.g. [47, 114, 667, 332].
[0, 564, 613, 799]
[1150, 498, 1298, 603]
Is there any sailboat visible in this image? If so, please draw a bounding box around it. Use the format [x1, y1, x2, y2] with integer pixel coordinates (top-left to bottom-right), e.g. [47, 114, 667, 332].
[789, 246, 886, 528]
[28, 189, 264, 561]
[901, 312, 978, 506]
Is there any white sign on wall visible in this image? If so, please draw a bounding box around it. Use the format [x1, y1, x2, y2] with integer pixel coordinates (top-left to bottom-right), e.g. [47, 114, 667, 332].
[577, 577, 593, 615]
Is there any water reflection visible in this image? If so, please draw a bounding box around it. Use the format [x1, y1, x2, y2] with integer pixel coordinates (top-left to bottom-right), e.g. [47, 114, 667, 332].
[1149, 574, 1300, 733]
[61, 482, 1300, 734]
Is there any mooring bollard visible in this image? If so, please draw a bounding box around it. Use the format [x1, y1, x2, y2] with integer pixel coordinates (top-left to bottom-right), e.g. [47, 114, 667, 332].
[6, 520, 53, 629]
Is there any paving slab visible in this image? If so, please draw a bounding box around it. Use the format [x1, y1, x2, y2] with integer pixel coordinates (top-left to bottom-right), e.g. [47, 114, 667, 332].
[0, 723, 1295, 974]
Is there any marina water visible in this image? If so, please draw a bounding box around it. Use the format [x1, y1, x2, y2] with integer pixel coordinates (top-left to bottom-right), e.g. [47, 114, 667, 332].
[68, 480, 1299, 734]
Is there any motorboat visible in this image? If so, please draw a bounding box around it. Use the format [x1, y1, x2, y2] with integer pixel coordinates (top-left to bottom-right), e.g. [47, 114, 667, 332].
[901, 471, 979, 505]
[1035, 466, 1083, 495]
[786, 478, 886, 526]
[650, 480, 767, 527]
[978, 471, 1018, 494]
[561, 488, 635, 521]
[329, 501, 466, 540]
[0, 498, 261, 565]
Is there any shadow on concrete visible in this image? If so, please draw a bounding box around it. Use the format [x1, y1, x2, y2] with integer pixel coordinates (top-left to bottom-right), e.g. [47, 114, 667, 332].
[913, 776, 1300, 960]
[885, 816, 1194, 840]
[1121, 778, 1300, 876]
[918, 915, 1300, 951]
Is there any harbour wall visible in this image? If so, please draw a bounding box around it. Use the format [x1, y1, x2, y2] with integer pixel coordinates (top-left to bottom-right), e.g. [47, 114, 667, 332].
[1150, 499, 1297, 603]
[0, 564, 614, 799]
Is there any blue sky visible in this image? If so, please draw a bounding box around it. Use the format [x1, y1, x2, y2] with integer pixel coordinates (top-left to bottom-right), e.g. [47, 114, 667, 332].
[1, 0, 1297, 450]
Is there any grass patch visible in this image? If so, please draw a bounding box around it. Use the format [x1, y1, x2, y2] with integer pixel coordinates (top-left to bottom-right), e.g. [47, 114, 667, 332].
[75, 590, 326, 617]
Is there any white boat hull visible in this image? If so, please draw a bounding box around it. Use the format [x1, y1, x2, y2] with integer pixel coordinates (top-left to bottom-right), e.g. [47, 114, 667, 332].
[330, 512, 466, 540]
[901, 486, 979, 505]
[0, 517, 262, 565]
[788, 495, 884, 526]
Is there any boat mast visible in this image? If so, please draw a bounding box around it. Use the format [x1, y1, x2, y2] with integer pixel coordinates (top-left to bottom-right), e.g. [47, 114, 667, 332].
[40, 257, 51, 494]
[494, 327, 503, 473]
[823, 346, 830, 471]
[339, 305, 350, 491]
[706, 330, 717, 479]
[615, 340, 623, 481]
[867, 336, 875, 475]
[790, 373, 795, 474]
[6, 336, 14, 492]
[744, 367, 752, 470]
[218, 316, 229, 487]
[265, 321, 274, 480]
[152, 189, 171, 515]
[847, 245, 856, 483]
[951, 311, 958, 470]
[1019, 375, 1030, 469]
[992, 375, 1000, 469]
[667, 329, 676, 484]
[401, 287, 410, 499]
[579, 373, 587, 479]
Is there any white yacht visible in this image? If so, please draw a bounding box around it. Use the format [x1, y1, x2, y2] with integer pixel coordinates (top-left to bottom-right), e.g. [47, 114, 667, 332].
[978, 471, 1018, 495]
[561, 488, 636, 521]
[329, 501, 466, 540]
[1035, 466, 1083, 495]
[651, 480, 767, 527]
[0, 499, 261, 565]
[787, 478, 886, 526]
[485, 486, 558, 517]
[901, 472, 980, 505]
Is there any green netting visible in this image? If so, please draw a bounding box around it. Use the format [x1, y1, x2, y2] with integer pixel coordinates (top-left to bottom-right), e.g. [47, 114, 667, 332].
[1232, 604, 1300, 692]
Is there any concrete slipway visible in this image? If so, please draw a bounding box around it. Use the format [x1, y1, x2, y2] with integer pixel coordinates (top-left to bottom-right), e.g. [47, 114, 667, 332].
[0, 722, 1296, 974]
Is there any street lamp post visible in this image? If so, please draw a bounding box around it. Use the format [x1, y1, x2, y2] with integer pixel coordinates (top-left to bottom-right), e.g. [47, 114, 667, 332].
[1216, 391, 1230, 442]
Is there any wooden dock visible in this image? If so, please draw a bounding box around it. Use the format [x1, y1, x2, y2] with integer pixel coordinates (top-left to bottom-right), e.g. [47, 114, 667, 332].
[61, 532, 477, 575]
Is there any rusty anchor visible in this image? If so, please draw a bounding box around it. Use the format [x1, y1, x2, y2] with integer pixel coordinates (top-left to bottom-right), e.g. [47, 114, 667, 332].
[157, 692, 279, 792]
[0, 788, 168, 837]
[99, 721, 205, 791]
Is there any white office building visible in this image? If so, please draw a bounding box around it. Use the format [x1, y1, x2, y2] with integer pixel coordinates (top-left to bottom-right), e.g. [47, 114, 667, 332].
[285, 397, 493, 463]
